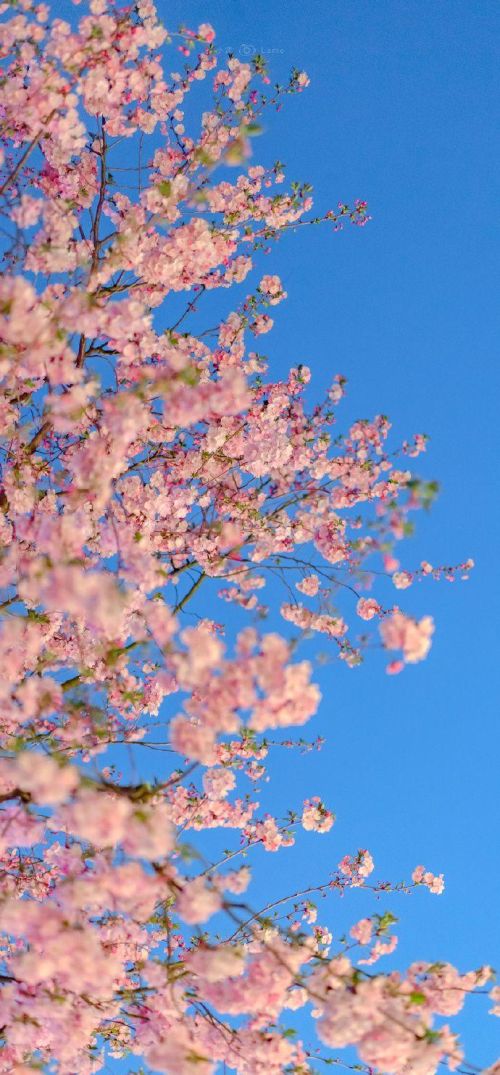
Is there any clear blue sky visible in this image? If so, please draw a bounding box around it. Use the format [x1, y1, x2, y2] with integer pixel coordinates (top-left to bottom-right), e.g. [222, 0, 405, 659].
[154, 0, 499, 1067]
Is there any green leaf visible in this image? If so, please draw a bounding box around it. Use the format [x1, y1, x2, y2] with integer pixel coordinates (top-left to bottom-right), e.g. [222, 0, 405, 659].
[409, 991, 427, 1005]
[179, 366, 200, 386]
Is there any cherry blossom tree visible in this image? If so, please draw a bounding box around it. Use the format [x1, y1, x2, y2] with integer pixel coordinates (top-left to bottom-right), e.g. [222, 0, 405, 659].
[0, 2, 496, 1074]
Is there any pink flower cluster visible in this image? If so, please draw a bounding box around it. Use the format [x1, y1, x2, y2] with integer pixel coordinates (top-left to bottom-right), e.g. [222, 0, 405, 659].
[412, 865, 445, 895]
[339, 849, 375, 886]
[380, 611, 435, 666]
[302, 797, 335, 833]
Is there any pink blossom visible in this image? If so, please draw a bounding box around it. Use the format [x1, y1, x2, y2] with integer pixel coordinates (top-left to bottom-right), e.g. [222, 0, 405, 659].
[178, 625, 225, 687]
[350, 917, 373, 945]
[356, 597, 381, 620]
[258, 274, 287, 304]
[339, 850, 375, 886]
[146, 1027, 215, 1075]
[187, 944, 245, 982]
[170, 717, 218, 765]
[296, 574, 320, 596]
[53, 789, 134, 846]
[176, 877, 222, 924]
[198, 22, 215, 43]
[302, 797, 335, 833]
[359, 934, 398, 965]
[122, 802, 175, 860]
[380, 611, 434, 664]
[412, 865, 445, 894]
[386, 659, 405, 675]
[392, 571, 413, 589]
[222, 867, 251, 893]
[10, 753, 78, 805]
[202, 767, 236, 800]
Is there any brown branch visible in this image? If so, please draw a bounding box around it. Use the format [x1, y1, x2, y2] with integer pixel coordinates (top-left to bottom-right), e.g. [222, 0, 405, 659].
[0, 788, 31, 805]
[0, 122, 50, 198]
[25, 419, 51, 455]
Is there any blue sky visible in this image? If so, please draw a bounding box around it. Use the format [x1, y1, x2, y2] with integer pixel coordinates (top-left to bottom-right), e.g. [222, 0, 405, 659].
[150, 0, 500, 1067]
